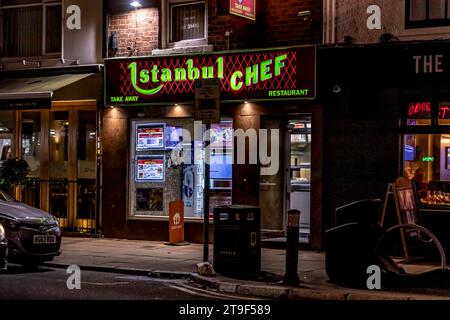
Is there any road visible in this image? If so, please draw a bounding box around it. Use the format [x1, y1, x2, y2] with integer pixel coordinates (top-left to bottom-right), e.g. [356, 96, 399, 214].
[0, 264, 255, 300]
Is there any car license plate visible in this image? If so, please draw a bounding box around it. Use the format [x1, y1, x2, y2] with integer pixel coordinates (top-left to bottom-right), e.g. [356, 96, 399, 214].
[33, 235, 56, 244]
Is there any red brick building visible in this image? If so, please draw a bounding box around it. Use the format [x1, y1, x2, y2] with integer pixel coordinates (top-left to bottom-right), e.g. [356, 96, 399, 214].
[102, 0, 324, 250]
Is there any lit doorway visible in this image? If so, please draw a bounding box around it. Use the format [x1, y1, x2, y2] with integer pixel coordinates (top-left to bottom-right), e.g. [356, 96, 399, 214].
[20, 103, 97, 232]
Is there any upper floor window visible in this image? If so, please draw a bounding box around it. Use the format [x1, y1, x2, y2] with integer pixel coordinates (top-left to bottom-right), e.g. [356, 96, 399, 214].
[165, 0, 207, 47]
[1, 0, 62, 58]
[406, 0, 450, 28]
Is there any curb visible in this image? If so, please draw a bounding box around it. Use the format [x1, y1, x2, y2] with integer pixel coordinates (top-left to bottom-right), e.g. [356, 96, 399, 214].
[189, 274, 450, 300]
[42, 262, 191, 279]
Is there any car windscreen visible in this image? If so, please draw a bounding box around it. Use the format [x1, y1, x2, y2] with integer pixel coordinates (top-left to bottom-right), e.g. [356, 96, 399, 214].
[0, 190, 15, 202]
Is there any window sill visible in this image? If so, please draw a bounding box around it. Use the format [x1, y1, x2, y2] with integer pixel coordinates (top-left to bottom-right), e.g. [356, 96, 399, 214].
[152, 45, 213, 56]
[398, 25, 450, 41]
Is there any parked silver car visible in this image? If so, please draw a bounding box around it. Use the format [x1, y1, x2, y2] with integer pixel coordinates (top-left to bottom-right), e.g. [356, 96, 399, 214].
[0, 190, 61, 268]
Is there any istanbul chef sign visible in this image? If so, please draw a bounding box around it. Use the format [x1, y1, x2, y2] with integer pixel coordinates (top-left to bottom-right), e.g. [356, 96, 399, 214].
[105, 46, 316, 105]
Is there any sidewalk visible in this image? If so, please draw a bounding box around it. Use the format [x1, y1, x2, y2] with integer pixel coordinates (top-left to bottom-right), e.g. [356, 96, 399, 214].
[44, 237, 450, 300]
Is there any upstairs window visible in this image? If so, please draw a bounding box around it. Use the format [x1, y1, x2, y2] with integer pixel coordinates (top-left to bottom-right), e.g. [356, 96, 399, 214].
[1, 0, 62, 58]
[166, 0, 207, 47]
[406, 0, 450, 28]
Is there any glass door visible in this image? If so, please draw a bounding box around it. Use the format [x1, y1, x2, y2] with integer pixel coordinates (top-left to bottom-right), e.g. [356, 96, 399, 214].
[49, 108, 97, 231]
[49, 111, 70, 228]
[288, 117, 311, 243]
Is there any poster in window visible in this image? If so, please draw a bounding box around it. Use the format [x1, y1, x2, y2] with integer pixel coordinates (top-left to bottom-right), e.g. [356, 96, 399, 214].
[183, 165, 195, 217]
[165, 126, 183, 149]
[404, 134, 415, 161]
[136, 156, 165, 181]
[136, 124, 165, 150]
[136, 188, 163, 211]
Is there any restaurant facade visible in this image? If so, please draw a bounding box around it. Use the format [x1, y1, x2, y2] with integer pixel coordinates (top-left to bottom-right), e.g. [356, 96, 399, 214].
[102, 46, 325, 249]
[318, 40, 450, 252]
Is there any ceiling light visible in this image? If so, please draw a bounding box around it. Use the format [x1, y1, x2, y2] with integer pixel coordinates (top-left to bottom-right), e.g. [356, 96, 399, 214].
[130, 1, 142, 8]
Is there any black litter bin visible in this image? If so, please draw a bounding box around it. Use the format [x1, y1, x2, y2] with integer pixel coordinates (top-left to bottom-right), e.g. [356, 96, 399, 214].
[213, 205, 261, 276]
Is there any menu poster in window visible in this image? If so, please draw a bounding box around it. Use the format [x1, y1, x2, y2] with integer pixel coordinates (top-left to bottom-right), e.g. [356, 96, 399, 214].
[136, 124, 165, 150]
[210, 122, 233, 149]
[136, 156, 165, 181]
[165, 126, 183, 149]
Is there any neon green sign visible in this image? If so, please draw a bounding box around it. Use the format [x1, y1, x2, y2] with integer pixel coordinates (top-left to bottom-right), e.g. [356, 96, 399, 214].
[422, 156, 434, 162]
[129, 55, 287, 96]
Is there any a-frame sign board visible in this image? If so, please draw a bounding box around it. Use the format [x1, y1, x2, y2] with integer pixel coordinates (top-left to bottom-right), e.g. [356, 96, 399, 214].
[380, 181, 421, 263]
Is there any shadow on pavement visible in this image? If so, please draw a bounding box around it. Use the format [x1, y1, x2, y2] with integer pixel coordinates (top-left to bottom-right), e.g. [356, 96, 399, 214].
[0, 264, 55, 275]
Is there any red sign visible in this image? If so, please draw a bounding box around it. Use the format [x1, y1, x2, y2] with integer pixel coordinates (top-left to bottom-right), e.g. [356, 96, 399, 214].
[230, 0, 256, 21]
[407, 102, 431, 118]
[439, 103, 450, 119]
[169, 200, 184, 244]
[105, 46, 316, 105]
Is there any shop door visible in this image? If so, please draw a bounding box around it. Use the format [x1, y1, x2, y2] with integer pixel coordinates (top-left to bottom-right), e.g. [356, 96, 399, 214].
[259, 119, 286, 235]
[287, 118, 312, 243]
[48, 108, 97, 231]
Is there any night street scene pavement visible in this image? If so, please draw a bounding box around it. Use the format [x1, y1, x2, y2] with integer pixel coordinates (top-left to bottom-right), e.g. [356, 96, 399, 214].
[4, 1, 450, 318]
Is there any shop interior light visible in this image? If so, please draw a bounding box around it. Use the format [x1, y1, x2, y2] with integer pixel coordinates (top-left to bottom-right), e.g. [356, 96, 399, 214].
[130, 1, 142, 8]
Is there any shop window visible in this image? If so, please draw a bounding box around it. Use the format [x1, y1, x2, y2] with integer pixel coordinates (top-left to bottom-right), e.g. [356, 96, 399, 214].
[403, 133, 450, 204]
[406, 0, 450, 29]
[129, 118, 232, 219]
[165, 0, 207, 47]
[21, 112, 41, 178]
[1, 1, 62, 58]
[0, 111, 15, 162]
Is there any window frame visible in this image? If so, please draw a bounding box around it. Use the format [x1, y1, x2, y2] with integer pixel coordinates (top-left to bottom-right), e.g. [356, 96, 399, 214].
[406, 0, 450, 29]
[162, 0, 208, 49]
[0, 0, 62, 59]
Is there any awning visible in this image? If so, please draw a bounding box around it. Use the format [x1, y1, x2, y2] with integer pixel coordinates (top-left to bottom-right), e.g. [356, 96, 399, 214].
[0, 73, 94, 110]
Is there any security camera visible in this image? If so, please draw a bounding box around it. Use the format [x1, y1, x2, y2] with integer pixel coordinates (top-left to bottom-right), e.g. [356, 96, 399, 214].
[332, 85, 342, 94]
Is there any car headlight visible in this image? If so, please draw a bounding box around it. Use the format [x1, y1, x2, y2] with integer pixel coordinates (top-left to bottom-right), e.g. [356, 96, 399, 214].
[0, 224, 5, 241]
[51, 215, 60, 227]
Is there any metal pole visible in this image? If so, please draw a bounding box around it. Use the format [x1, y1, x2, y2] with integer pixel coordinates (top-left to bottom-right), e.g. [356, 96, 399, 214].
[283, 209, 300, 286]
[203, 123, 211, 262]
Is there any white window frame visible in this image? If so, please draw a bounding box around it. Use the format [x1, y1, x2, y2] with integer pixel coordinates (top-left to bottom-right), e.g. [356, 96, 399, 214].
[162, 0, 208, 49]
[0, 0, 62, 59]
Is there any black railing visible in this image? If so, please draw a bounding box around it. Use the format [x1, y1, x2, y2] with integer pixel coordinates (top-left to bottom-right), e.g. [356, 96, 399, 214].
[16, 179, 97, 233]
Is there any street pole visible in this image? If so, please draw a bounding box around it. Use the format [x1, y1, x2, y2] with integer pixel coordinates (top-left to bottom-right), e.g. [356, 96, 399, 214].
[203, 123, 211, 262]
[283, 209, 300, 286]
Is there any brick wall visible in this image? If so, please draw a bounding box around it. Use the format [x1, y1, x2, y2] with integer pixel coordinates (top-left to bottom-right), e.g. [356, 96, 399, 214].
[208, 0, 322, 51]
[108, 8, 159, 57]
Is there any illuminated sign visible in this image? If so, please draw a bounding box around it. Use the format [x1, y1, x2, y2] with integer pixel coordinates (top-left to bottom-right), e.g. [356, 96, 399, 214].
[105, 46, 316, 105]
[422, 156, 434, 162]
[407, 102, 431, 118]
[230, 0, 256, 21]
[439, 103, 450, 119]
